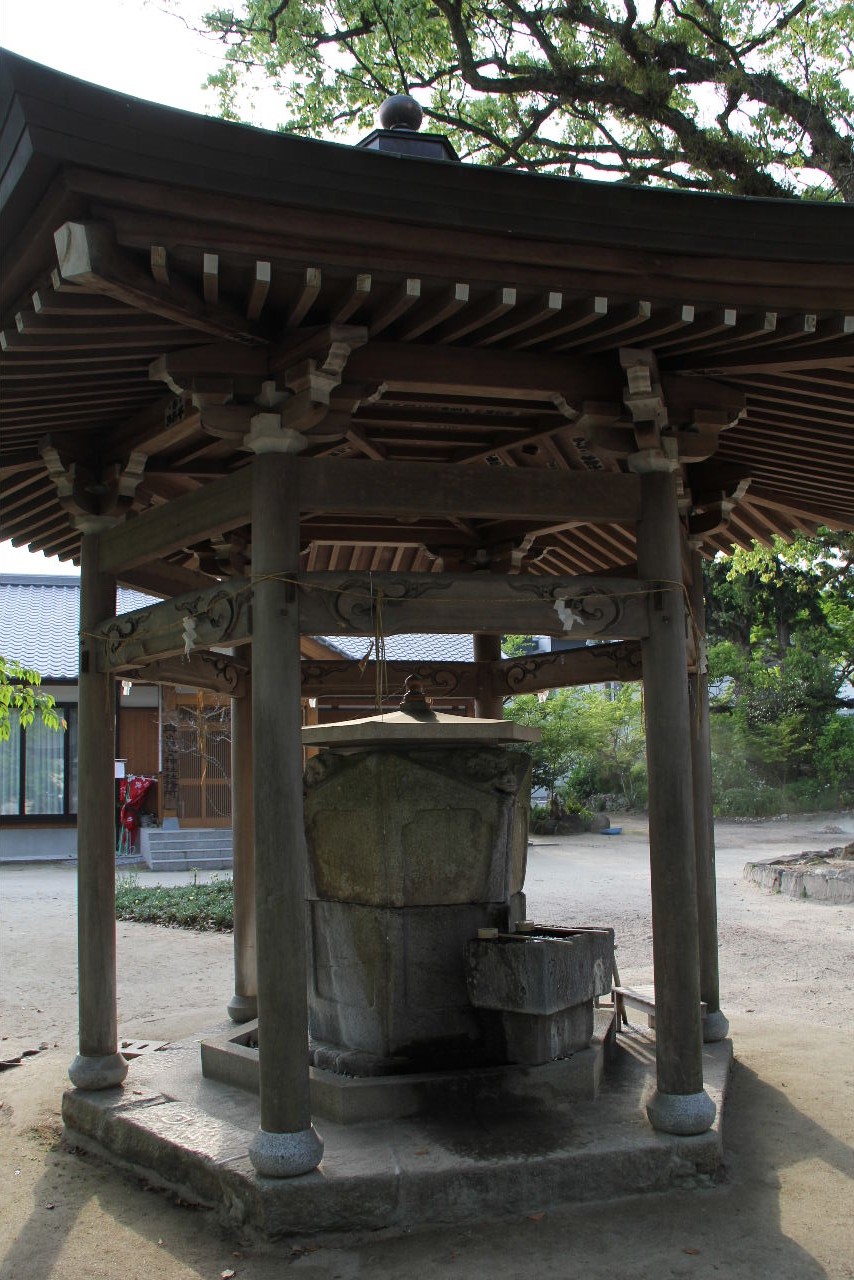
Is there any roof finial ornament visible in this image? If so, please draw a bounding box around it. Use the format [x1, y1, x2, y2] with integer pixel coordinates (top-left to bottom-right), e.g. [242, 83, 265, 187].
[378, 94, 423, 132]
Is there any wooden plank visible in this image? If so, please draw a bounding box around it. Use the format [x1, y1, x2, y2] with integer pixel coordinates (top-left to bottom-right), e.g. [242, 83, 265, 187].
[53, 221, 265, 346]
[297, 456, 641, 523]
[98, 467, 252, 572]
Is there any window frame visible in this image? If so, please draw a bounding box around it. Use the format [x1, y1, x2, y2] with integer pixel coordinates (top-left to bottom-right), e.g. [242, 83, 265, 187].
[0, 703, 77, 823]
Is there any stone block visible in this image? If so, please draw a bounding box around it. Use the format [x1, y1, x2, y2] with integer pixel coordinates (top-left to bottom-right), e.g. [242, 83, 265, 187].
[309, 899, 519, 1070]
[497, 1003, 594, 1065]
[465, 930, 613, 1016]
[304, 746, 531, 908]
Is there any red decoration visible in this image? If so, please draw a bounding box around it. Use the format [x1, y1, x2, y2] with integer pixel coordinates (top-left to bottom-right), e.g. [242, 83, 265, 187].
[118, 775, 157, 852]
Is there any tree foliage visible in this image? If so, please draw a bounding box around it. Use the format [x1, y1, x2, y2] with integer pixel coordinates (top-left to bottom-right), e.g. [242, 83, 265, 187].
[506, 682, 646, 806]
[197, 0, 854, 198]
[0, 656, 65, 743]
[705, 529, 854, 813]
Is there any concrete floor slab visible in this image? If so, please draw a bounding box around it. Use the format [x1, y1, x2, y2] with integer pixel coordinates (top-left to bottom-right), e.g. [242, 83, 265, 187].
[62, 1023, 731, 1239]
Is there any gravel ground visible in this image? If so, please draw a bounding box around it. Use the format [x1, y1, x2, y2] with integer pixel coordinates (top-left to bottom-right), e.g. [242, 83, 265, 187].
[1, 812, 853, 1279]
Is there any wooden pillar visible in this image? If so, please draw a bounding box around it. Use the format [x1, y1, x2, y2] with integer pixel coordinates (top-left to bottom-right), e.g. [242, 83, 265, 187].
[473, 633, 503, 719]
[68, 529, 128, 1090]
[246, 425, 322, 1177]
[688, 550, 729, 1043]
[227, 669, 256, 1023]
[633, 462, 715, 1135]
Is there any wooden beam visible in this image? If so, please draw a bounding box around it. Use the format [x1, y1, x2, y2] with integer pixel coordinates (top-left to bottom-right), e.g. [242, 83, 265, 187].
[123, 650, 249, 696]
[492, 641, 643, 694]
[297, 457, 641, 524]
[369, 278, 421, 336]
[246, 261, 271, 321]
[53, 221, 265, 346]
[300, 658, 479, 700]
[398, 283, 469, 341]
[345, 342, 620, 403]
[299, 571, 649, 640]
[286, 267, 322, 328]
[117, 560, 218, 598]
[150, 245, 170, 286]
[94, 571, 651, 669]
[98, 456, 641, 571]
[93, 577, 254, 670]
[98, 468, 252, 572]
[332, 273, 371, 323]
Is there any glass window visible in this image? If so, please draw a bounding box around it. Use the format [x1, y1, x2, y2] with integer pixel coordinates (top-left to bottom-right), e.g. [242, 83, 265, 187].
[25, 717, 66, 814]
[0, 711, 22, 816]
[68, 707, 78, 814]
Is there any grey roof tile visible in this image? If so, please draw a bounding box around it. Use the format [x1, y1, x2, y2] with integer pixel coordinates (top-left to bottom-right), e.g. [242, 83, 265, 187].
[0, 576, 156, 678]
[318, 633, 476, 662]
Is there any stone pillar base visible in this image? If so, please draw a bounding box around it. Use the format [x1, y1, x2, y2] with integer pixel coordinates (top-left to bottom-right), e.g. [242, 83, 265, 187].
[249, 1125, 324, 1178]
[702, 1009, 730, 1043]
[647, 1088, 716, 1135]
[227, 993, 258, 1023]
[68, 1052, 128, 1091]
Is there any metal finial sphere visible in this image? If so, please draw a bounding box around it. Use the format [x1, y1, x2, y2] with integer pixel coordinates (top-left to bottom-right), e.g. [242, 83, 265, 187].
[378, 94, 423, 132]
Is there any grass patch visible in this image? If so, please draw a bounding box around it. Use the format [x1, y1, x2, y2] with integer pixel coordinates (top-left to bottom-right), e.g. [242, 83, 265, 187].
[115, 872, 233, 931]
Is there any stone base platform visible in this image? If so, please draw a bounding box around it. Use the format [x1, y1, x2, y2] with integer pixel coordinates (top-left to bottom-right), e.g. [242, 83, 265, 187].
[199, 1016, 610, 1125]
[62, 1022, 732, 1240]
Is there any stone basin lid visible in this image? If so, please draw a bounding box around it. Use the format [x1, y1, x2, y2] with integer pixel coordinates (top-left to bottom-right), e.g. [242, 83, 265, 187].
[301, 675, 541, 749]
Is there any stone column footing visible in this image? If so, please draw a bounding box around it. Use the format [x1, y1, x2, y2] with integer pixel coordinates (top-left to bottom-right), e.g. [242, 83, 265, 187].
[69, 1052, 129, 1091]
[227, 993, 258, 1023]
[702, 1009, 730, 1043]
[646, 1088, 716, 1135]
[249, 1125, 324, 1178]
[226, 993, 257, 1024]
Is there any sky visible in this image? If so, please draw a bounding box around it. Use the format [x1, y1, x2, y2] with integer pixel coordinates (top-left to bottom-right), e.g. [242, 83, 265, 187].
[0, 0, 278, 577]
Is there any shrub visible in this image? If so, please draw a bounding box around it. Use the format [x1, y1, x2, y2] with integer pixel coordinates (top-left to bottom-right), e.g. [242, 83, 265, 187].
[115, 872, 234, 931]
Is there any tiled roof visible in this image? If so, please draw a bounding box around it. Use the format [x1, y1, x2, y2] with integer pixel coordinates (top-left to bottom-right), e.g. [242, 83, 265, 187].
[0, 578, 478, 678]
[0, 576, 155, 679]
[320, 633, 476, 662]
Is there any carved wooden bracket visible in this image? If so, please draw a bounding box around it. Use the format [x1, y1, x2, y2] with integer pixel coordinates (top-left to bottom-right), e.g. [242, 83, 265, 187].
[40, 438, 146, 523]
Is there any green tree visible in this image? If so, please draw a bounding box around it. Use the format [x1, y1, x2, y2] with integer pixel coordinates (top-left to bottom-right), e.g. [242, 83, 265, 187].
[505, 688, 580, 800]
[565, 683, 647, 808]
[197, 0, 854, 199]
[506, 682, 646, 806]
[0, 656, 65, 741]
[705, 529, 854, 813]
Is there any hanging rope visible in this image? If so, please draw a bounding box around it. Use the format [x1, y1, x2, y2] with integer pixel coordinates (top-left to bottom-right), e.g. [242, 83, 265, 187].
[373, 587, 388, 713]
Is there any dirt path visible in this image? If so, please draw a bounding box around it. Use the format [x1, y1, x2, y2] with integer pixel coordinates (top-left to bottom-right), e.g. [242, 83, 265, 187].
[2, 814, 853, 1279]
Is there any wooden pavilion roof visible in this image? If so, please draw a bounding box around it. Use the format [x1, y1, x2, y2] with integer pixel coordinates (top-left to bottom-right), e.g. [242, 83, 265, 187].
[2, 50, 853, 598]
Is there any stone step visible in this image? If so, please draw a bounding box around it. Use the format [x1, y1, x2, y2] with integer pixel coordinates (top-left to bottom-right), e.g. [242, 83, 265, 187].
[146, 856, 233, 872]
